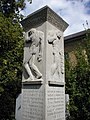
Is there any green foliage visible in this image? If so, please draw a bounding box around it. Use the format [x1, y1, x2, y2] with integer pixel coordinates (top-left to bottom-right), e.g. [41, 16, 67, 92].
[0, 13, 23, 119]
[0, 0, 32, 17]
[0, 0, 32, 119]
[65, 30, 90, 120]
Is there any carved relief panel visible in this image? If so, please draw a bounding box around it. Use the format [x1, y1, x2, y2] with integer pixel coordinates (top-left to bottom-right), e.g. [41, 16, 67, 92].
[23, 28, 44, 82]
[47, 30, 64, 81]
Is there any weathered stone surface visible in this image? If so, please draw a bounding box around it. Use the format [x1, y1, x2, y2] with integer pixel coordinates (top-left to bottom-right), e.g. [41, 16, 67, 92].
[46, 85, 65, 120]
[21, 85, 44, 120]
[21, 6, 68, 32]
[15, 94, 21, 120]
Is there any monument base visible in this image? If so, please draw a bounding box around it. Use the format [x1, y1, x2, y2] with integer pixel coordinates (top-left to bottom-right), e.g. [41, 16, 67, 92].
[46, 82, 65, 120]
[21, 80, 65, 120]
[21, 81, 44, 120]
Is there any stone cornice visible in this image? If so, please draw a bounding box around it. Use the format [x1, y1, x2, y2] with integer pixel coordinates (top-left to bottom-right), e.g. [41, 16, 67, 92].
[21, 6, 68, 32]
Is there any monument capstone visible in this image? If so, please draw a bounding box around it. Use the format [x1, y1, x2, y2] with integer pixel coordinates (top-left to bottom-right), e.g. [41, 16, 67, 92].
[20, 5, 68, 120]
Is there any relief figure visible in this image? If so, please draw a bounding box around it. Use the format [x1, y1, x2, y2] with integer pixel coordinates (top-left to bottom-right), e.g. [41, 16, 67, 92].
[48, 31, 64, 80]
[23, 28, 43, 81]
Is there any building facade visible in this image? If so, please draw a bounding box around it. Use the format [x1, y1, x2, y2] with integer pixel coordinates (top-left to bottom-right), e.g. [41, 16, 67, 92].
[64, 30, 89, 66]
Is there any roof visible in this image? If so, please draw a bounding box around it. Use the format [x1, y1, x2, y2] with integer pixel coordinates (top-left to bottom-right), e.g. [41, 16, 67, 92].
[64, 30, 87, 43]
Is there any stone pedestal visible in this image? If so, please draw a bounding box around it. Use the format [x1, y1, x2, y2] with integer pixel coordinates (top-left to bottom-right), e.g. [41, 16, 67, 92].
[21, 6, 68, 120]
[15, 94, 21, 120]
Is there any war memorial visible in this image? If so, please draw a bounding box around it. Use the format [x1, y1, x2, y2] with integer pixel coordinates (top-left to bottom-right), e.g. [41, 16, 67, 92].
[15, 6, 68, 120]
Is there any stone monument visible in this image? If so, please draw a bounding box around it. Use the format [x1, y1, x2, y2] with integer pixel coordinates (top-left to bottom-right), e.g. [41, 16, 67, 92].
[20, 6, 68, 120]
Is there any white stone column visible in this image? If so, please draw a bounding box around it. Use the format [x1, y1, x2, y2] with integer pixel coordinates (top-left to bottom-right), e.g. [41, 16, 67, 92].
[20, 6, 68, 120]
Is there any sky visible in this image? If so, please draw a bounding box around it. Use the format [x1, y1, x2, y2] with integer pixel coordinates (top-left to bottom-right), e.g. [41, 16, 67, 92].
[22, 0, 90, 36]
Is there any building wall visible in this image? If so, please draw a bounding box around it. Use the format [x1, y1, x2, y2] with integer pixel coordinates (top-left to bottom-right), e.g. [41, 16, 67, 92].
[64, 31, 87, 67]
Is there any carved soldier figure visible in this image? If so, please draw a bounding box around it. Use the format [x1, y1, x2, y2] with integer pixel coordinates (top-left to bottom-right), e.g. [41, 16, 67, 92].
[48, 31, 64, 80]
[23, 28, 43, 81]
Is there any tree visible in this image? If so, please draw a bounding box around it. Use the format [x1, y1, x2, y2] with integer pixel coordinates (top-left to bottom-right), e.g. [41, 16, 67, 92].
[0, 0, 32, 17]
[0, 12, 24, 119]
[65, 29, 90, 120]
[0, 0, 32, 119]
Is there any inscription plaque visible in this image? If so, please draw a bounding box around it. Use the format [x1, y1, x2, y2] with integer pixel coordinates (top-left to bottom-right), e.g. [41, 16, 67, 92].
[22, 85, 44, 120]
[47, 86, 65, 120]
